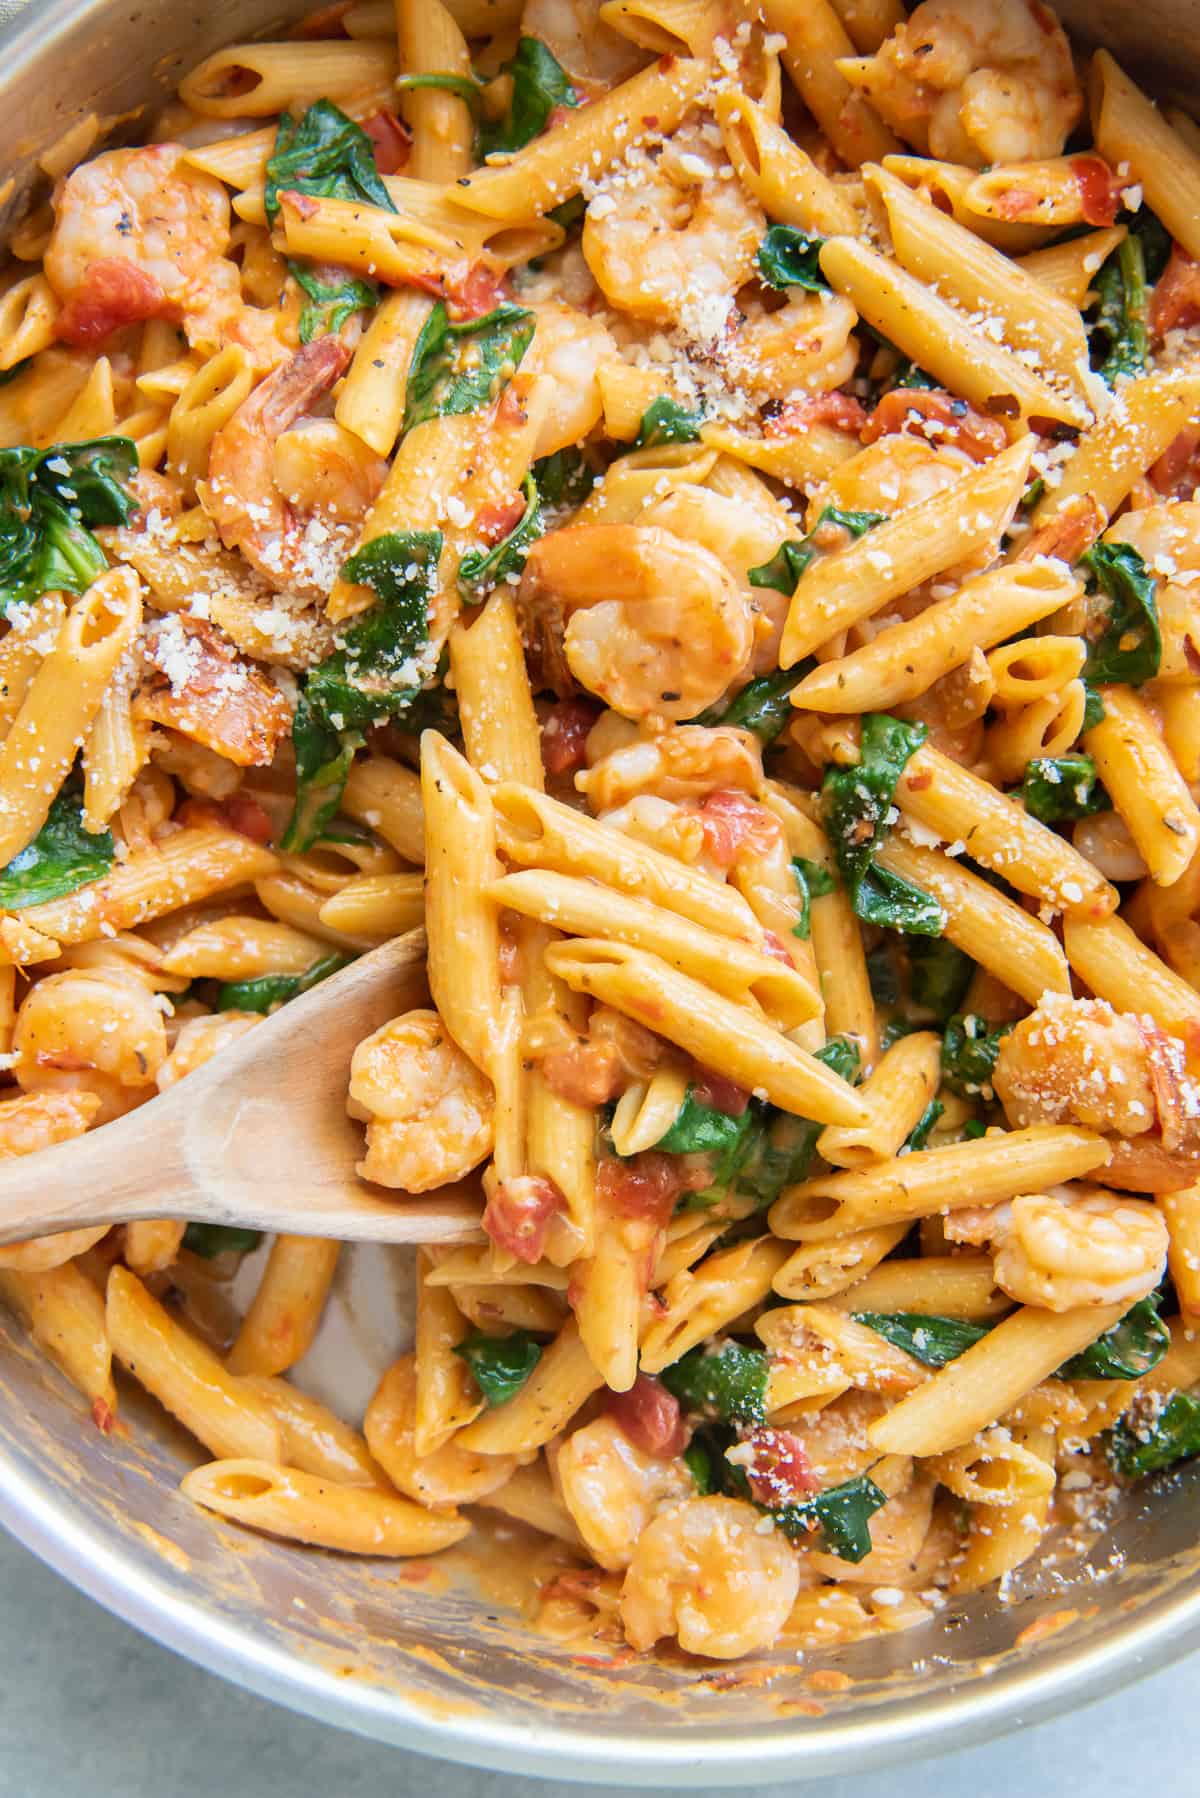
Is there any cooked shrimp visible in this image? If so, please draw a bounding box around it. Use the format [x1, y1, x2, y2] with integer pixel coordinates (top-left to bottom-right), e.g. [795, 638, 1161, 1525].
[992, 1188, 1168, 1311]
[522, 297, 618, 459]
[44, 144, 241, 345]
[157, 1011, 262, 1089]
[365, 1356, 519, 1507]
[204, 338, 387, 598]
[135, 614, 292, 768]
[521, 0, 646, 84]
[552, 1415, 693, 1571]
[583, 131, 764, 341]
[576, 723, 763, 811]
[842, 0, 1083, 167]
[519, 522, 756, 723]
[724, 291, 860, 400]
[619, 1495, 801, 1658]
[14, 970, 167, 1124]
[0, 1088, 101, 1160]
[810, 434, 975, 523]
[993, 993, 1200, 1191]
[348, 1008, 494, 1192]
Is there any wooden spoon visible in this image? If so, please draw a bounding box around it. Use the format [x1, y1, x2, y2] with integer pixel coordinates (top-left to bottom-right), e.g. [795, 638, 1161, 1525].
[0, 929, 485, 1249]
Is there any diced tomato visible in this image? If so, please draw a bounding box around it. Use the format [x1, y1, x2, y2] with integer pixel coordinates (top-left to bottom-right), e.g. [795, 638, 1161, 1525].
[222, 795, 275, 844]
[174, 797, 228, 832]
[361, 109, 411, 175]
[447, 261, 510, 321]
[698, 789, 782, 869]
[733, 1426, 820, 1507]
[541, 695, 601, 778]
[1070, 155, 1122, 227]
[55, 258, 168, 346]
[607, 1373, 689, 1459]
[863, 388, 1009, 461]
[474, 494, 527, 546]
[1151, 245, 1200, 338]
[596, 1151, 705, 1225]
[91, 1397, 115, 1433]
[175, 795, 273, 842]
[764, 392, 866, 438]
[279, 188, 321, 223]
[688, 1069, 750, 1116]
[541, 1039, 623, 1107]
[1150, 421, 1200, 497]
[482, 1174, 565, 1263]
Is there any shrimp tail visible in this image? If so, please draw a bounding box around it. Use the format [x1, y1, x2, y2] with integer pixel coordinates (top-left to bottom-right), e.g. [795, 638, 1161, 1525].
[259, 336, 352, 435]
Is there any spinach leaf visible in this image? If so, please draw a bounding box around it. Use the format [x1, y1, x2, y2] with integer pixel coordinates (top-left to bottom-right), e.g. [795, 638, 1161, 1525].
[756, 225, 828, 292]
[856, 1311, 991, 1367]
[748, 505, 886, 596]
[695, 668, 801, 743]
[1109, 1390, 1200, 1476]
[264, 99, 395, 225]
[1091, 232, 1149, 386]
[1058, 1296, 1168, 1380]
[216, 951, 351, 1015]
[682, 1421, 886, 1560]
[1131, 205, 1172, 283]
[455, 1327, 543, 1405]
[280, 692, 361, 855]
[656, 1088, 752, 1159]
[660, 1341, 768, 1425]
[533, 447, 595, 509]
[892, 359, 937, 390]
[859, 1298, 1166, 1384]
[941, 1012, 1007, 1097]
[0, 436, 137, 616]
[791, 855, 836, 940]
[457, 472, 542, 596]
[902, 1099, 944, 1152]
[306, 529, 443, 733]
[822, 714, 944, 936]
[1020, 753, 1111, 824]
[290, 262, 379, 343]
[633, 396, 703, 449]
[479, 37, 578, 158]
[393, 71, 483, 112]
[867, 943, 901, 1007]
[962, 1117, 988, 1140]
[183, 1224, 262, 1259]
[405, 302, 535, 431]
[282, 521, 440, 848]
[0, 780, 113, 909]
[1082, 682, 1106, 732]
[770, 1474, 888, 1562]
[547, 193, 587, 233]
[721, 1038, 862, 1208]
[683, 1425, 726, 1494]
[908, 937, 973, 1021]
[1080, 540, 1160, 686]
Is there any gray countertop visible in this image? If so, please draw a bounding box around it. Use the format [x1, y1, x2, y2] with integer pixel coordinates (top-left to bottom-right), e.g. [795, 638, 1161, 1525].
[0, 1525, 1185, 1798]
